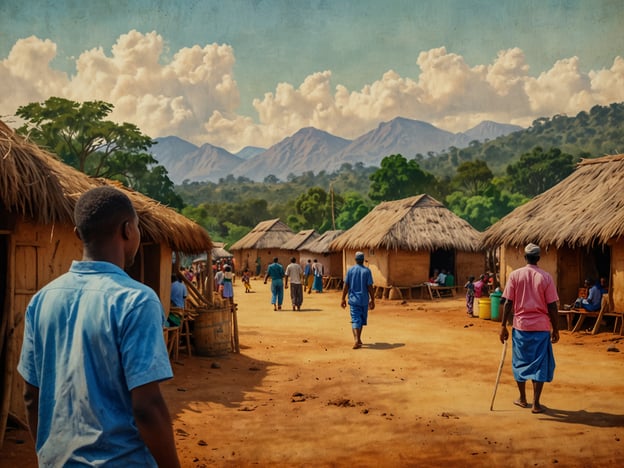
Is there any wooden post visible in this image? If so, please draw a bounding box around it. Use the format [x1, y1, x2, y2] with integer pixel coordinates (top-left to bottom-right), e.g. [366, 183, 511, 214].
[0, 234, 16, 448]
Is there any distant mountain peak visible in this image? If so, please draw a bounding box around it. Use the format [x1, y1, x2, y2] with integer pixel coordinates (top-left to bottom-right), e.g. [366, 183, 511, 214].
[151, 118, 525, 183]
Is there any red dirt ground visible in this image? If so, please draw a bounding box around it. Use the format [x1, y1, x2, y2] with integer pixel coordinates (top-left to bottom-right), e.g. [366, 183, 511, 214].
[2, 278, 623, 467]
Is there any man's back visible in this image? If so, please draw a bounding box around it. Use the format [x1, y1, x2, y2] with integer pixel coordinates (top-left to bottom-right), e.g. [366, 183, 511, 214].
[171, 280, 187, 307]
[345, 264, 373, 306]
[504, 264, 559, 331]
[285, 263, 303, 283]
[18, 261, 172, 466]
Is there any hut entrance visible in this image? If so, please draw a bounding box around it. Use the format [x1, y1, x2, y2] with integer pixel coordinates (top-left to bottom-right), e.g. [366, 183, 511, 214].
[589, 244, 611, 285]
[429, 249, 455, 280]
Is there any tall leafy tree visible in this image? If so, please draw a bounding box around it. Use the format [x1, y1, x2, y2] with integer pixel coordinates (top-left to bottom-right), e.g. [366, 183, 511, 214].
[505, 147, 574, 197]
[451, 159, 494, 196]
[292, 187, 343, 232]
[335, 192, 372, 230]
[16, 97, 182, 209]
[368, 154, 436, 202]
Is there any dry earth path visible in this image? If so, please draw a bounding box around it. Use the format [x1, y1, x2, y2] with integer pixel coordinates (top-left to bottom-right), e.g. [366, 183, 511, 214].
[2, 277, 623, 467]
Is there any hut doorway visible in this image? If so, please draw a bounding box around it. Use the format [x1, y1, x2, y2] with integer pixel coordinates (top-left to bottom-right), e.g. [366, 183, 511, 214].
[430, 249, 455, 279]
[589, 244, 611, 285]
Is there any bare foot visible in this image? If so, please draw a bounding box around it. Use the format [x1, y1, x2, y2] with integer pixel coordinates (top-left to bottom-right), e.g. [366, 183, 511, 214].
[532, 404, 545, 414]
[353, 343, 362, 349]
[513, 399, 529, 408]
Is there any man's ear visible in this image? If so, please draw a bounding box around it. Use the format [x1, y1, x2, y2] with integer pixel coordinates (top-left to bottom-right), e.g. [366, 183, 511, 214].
[121, 220, 130, 240]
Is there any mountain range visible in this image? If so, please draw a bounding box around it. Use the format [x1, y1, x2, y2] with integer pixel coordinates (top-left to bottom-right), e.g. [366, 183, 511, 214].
[150, 117, 523, 184]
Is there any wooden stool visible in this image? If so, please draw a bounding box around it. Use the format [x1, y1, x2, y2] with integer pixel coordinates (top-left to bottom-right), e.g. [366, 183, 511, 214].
[171, 307, 193, 357]
[163, 326, 180, 361]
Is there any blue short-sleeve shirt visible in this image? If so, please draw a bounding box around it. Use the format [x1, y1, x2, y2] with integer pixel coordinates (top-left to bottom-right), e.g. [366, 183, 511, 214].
[17, 261, 173, 466]
[344, 264, 374, 307]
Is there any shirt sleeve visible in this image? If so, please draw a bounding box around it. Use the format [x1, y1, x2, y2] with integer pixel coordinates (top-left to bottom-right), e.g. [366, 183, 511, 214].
[120, 293, 173, 390]
[17, 301, 39, 387]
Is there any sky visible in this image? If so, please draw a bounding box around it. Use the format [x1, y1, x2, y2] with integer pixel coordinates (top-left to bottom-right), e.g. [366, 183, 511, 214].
[1, 0, 623, 152]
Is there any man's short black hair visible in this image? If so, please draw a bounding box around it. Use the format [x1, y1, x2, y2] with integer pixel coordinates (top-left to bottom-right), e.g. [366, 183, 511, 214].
[74, 186, 136, 243]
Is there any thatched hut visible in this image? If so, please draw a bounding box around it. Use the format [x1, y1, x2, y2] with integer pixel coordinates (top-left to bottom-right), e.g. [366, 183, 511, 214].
[330, 195, 484, 289]
[482, 154, 624, 313]
[230, 219, 294, 276]
[300, 230, 345, 280]
[0, 121, 211, 445]
[282, 229, 319, 264]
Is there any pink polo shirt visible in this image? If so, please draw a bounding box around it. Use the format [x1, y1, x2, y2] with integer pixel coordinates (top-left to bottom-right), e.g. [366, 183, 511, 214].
[502, 264, 559, 331]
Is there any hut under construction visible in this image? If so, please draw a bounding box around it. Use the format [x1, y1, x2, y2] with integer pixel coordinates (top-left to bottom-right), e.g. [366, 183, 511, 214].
[0, 121, 212, 445]
[230, 219, 294, 276]
[482, 154, 624, 332]
[330, 195, 484, 294]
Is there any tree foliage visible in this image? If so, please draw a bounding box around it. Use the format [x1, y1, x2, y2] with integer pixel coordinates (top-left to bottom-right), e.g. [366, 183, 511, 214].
[505, 147, 575, 197]
[16, 97, 182, 209]
[368, 154, 436, 202]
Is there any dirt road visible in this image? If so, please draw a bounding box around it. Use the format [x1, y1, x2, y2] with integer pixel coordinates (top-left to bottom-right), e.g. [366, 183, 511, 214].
[2, 277, 623, 467]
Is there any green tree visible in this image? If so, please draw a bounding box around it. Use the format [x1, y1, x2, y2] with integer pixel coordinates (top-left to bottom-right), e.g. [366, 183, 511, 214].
[505, 147, 574, 197]
[451, 159, 494, 196]
[293, 187, 343, 231]
[368, 154, 436, 202]
[335, 191, 372, 230]
[16, 97, 182, 209]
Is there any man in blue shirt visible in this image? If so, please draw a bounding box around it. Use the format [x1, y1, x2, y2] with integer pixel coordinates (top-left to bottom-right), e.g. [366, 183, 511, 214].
[264, 257, 285, 310]
[341, 251, 375, 349]
[171, 272, 188, 308]
[17, 186, 180, 467]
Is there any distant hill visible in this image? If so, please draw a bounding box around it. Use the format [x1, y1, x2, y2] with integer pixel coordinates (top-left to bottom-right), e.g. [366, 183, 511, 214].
[421, 102, 624, 176]
[236, 146, 265, 160]
[150, 117, 524, 183]
[334, 117, 471, 168]
[232, 127, 351, 181]
[461, 120, 523, 142]
[151, 139, 243, 184]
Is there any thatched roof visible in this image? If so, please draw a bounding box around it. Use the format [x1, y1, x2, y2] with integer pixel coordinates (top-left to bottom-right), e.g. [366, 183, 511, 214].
[230, 218, 294, 250]
[482, 154, 624, 249]
[330, 194, 482, 252]
[212, 242, 233, 260]
[0, 120, 211, 254]
[304, 230, 344, 254]
[282, 229, 319, 250]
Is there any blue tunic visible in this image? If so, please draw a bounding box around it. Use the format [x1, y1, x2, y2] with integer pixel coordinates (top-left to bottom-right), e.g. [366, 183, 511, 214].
[18, 261, 173, 466]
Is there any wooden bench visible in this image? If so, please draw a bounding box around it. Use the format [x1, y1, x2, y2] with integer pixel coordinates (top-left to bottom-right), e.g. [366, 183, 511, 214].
[425, 283, 457, 300]
[373, 284, 427, 300]
[570, 296, 623, 334]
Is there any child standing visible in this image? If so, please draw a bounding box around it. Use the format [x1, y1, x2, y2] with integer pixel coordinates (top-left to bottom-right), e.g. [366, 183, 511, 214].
[465, 276, 475, 317]
[242, 268, 252, 293]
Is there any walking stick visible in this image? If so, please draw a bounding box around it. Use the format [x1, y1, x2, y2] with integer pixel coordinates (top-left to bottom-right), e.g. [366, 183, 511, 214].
[490, 339, 508, 411]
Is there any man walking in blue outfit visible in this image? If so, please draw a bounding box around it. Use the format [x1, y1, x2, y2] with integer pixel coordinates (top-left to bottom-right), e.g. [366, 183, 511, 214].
[264, 257, 285, 310]
[17, 186, 180, 466]
[341, 251, 375, 349]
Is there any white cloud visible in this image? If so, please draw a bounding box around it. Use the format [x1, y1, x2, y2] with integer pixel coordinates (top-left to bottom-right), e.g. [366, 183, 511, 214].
[1, 33, 623, 152]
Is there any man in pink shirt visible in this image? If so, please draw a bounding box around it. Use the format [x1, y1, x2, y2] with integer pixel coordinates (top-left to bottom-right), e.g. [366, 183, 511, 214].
[499, 243, 560, 414]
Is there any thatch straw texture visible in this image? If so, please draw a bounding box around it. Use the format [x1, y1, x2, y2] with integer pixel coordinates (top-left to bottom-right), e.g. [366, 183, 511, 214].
[305, 230, 344, 254]
[282, 229, 319, 250]
[482, 154, 624, 249]
[330, 194, 482, 252]
[230, 219, 294, 250]
[0, 120, 211, 254]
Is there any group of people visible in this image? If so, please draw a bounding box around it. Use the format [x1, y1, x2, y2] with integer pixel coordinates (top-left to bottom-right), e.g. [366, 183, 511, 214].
[14, 185, 561, 466]
[464, 272, 495, 317]
[262, 253, 375, 350]
[427, 268, 455, 286]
